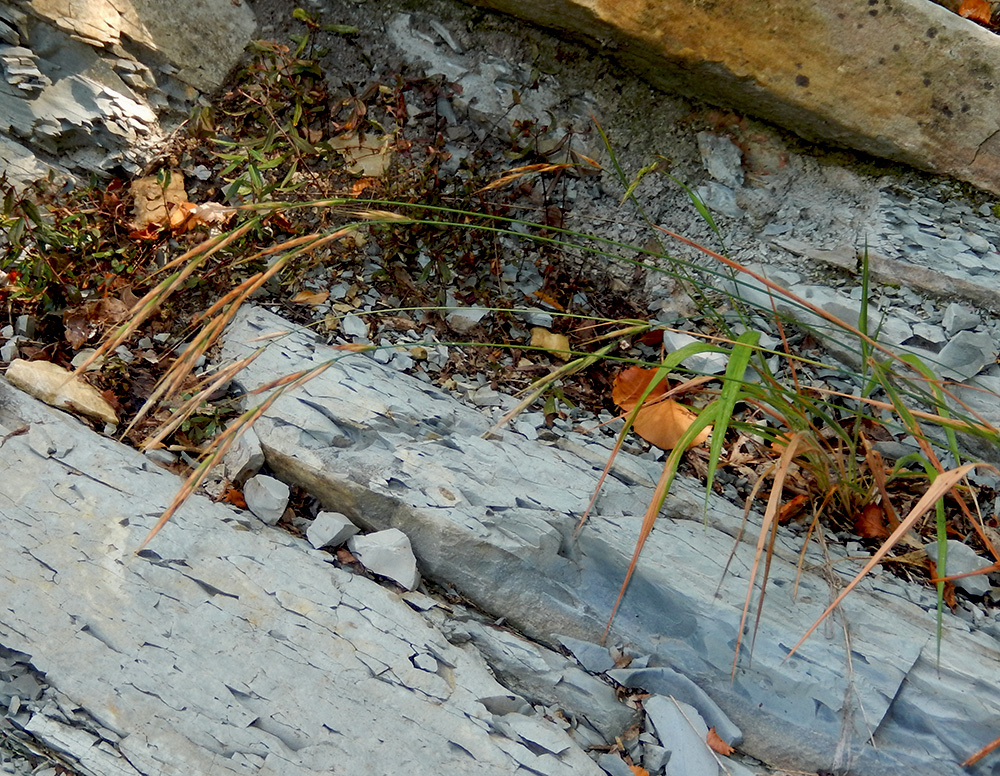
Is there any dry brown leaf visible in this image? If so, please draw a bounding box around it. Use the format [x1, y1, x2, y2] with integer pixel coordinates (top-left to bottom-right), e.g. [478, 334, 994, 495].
[707, 727, 735, 755]
[854, 501, 890, 539]
[291, 289, 330, 306]
[63, 298, 130, 349]
[960, 0, 992, 23]
[612, 365, 667, 411]
[130, 171, 187, 230]
[529, 327, 571, 360]
[330, 133, 392, 176]
[777, 493, 809, 524]
[612, 366, 709, 451]
[187, 201, 238, 230]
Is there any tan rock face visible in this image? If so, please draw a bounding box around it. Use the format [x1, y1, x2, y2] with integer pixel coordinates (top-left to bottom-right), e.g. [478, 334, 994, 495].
[463, 0, 1000, 193]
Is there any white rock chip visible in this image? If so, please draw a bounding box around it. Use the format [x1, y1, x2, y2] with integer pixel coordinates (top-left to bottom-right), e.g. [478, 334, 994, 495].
[446, 305, 489, 334]
[348, 529, 420, 590]
[221, 425, 264, 485]
[243, 474, 289, 525]
[307, 511, 359, 549]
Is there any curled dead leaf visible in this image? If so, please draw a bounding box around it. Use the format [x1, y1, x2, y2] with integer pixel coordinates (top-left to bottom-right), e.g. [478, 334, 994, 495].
[529, 327, 571, 360]
[612, 366, 709, 451]
[706, 727, 735, 755]
[291, 289, 330, 306]
[854, 501, 890, 540]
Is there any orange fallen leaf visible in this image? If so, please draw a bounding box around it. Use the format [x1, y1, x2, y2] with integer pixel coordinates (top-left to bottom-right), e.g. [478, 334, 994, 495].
[223, 487, 247, 509]
[351, 177, 378, 196]
[531, 289, 566, 312]
[612, 366, 709, 451]
[854, 501, 890, 539]
[168, 201, 197, 232]
[960, 0, 992, 23]
[291, 289, 330, 306]
[627, 764, 649, 776]
[777, 494, 809, 524]
[612, 365, 667, 411]
[707, 727, 734, 755]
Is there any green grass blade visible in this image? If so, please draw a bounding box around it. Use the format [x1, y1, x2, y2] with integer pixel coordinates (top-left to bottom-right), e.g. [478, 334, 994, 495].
[704, 330, 758, 510]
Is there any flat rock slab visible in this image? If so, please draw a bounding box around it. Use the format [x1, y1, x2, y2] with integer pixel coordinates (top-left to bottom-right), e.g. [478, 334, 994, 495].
[0, 379, 602, 776]
[219, 305, 1000, 776]
[461, 0, 1000, 194]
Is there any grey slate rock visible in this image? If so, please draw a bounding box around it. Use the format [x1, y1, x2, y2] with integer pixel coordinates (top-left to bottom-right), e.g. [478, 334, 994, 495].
[211, 308, 1000, 776]
[216, 306, 1000, 776]
[925, 540, 992, 597]
[306, 510, 359, 549]
[446, 616, 637, 743]
[447, 305, 489, 333]
[341, 313, 368, 340]
[0, 375, 603, 776]
[0, 0, 255, 188]
[643, 744, 671, 774]
[943, 303, 981, 335]
[221, 424, 264, 485]
[645, 696, 718, 776]
[598, 753, 637, 776]
[697, 131, 744, 188]
[661, 330, 729, 374]
[608, 667, 741, 747]
[348, 528, 420, 590]
[557, 635, 615, 674]
[936, 331, 996, 381]
[243, 473, 289, 525]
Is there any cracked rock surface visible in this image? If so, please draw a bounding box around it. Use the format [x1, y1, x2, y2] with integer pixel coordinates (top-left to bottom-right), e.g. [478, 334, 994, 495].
[0, 376, 605, 776]
[216, 304, 1000, 776]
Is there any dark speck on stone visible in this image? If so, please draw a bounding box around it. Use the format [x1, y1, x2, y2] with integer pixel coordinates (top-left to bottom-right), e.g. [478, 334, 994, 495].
[923, 77, 932, 87]
[927, 27, 937, 38]
[795, 74, 809, 87]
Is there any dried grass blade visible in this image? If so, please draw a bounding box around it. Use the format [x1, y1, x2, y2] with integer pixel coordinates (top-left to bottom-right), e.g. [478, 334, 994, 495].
[137, 358, 338, 550]
[483, 344, 614, 440]
[731, 431, 806, 677]
[785, 462, 991, 659]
